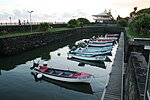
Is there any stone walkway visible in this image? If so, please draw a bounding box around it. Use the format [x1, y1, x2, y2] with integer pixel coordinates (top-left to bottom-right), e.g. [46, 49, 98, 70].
[103, 32, 124, 100]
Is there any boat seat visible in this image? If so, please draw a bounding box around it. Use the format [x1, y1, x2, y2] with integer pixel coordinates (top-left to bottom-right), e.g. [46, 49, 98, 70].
[49, 70, 54, 74]
[61, 72, 73, 77]
[53, 70, 62, 75]
[58, 72, 64, 76]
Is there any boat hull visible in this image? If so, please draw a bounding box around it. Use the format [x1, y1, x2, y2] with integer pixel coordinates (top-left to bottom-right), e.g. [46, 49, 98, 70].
[89, 40, 114, 44]
[43, 72, 92, 83]
[70, 46, 112, 55]
[71, 49, 111, 55]
[32, 67, 93, 83]
[88, 42, 113, 47]
[68, 54, 106, 62]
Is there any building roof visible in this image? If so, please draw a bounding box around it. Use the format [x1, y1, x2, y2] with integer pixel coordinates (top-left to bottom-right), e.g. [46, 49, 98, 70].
[93, 17, 111, 20]
[92, 13, 110, 17]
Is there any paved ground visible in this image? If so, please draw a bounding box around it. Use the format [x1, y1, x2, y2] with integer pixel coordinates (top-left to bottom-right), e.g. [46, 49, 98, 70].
[103, 32, 124, 100]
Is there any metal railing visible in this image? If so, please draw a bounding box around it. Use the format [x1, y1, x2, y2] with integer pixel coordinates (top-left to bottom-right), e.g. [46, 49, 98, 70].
[0, 22, 66, 26]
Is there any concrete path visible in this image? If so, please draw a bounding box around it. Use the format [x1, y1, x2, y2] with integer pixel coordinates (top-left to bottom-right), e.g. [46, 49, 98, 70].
[103, 32, 124, 100]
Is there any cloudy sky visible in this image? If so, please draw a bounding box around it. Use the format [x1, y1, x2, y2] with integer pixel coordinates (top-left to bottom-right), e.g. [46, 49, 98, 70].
[0, 0, 150, 23]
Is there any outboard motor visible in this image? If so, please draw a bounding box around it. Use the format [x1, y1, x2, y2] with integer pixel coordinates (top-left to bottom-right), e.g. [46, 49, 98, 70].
[30, 58, 41, 70]
[71, 46, 76, 51]
[43, 61, 48, 67]
[30, 61, 39, 70]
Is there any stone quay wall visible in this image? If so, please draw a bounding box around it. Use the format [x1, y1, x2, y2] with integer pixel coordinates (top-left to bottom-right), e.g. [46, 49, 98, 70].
[124, 52, 147, 100]
[0, 26, 124, 55]
[124, 32, 150, 63]
[0, 25, 38, 33]
[124, 32, 149, 100]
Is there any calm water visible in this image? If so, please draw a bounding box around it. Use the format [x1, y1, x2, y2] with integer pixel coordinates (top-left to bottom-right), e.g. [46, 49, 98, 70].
[0, 36, 118, 100]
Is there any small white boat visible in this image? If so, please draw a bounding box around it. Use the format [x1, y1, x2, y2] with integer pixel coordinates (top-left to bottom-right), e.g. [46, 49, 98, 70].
[68, 53, 106, 62]
[69, 46, 112, 55]
[31, 72, 94, 94]
[88, 42, 113, 47]
[93, 36, 118, 41]
[70, 47, 112, 55]
[89, 39, 114, 44]
[31, 63, 93, 83]
[105, 34, 119, 37]
[91, 35, 118, 40]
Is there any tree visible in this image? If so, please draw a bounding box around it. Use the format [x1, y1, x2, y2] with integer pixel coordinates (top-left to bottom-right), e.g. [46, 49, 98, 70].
[130, 7, 138, 17]
[137, 7, 150, 15]
[77, 18, 90, 24]
[68, 19, 79, 28]
[117, 19, 128, 27]
[39, 22, 49, 31]
[116, 15, 122, 21]
[134, 7, 138, 12]
[129, 13, 150, 35]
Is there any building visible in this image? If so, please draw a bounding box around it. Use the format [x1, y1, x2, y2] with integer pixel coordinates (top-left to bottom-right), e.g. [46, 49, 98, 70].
[92, 9, 114, 24]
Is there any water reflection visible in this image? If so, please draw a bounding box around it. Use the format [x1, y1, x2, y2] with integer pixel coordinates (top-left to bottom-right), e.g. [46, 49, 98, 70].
[67, 58, 106, 69]
[0, 33, 119, 100]
[0, 36, 87, 71]
[31, 72, 94, 94]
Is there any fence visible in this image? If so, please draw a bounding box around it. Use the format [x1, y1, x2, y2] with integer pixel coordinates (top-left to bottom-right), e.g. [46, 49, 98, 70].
[0, 22, 66, 26]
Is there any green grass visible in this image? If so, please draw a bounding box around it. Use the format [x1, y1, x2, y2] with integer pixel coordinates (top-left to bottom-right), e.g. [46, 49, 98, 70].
[0, 26, 103, 38]
[0, 31, 41, 38]
[48, 26, 102, 32]
[0, 28, 73, 38]
[48, 27, 74, 32]
[0, 25, 112, 38]
[125, 27, 150, 39]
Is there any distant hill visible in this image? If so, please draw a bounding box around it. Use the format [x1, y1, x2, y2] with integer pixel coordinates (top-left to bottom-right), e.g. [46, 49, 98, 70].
[137, 7, 150, 15]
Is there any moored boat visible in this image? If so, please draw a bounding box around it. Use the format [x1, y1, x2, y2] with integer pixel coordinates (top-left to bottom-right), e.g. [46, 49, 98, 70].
[31, 63, 93, 83]
[68, 53, 106, 62]
[69, 47, 112, 55]
[88, 42, 113, 47]
[31, 72, 94, 94]
[89, 39, 114, 44]
[105, 33, 119, 37]
[92, 36, 118, 41]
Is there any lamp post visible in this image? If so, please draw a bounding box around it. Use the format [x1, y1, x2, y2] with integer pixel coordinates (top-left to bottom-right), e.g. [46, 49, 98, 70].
[27, 11, 33, 33]
[144, 45, 150, 100]
[9, 17, 11, 25]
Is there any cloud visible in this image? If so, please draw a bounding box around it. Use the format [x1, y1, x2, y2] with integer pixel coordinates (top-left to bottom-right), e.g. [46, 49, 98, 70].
[13, 10, 22, 18]
[0, 12, 13, 22]
[0, 9, 90, 23]
[32, 13, 51, 22]
[0, 9, 30, 22]
[76, 9, 88, 17]
[62, 12, 75, 18]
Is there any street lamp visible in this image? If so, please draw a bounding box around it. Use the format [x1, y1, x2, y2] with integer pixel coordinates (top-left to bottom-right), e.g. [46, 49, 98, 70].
[144, 45, 150, 100]
[27, 11, 33, 33]
[9, 17, 11, 24]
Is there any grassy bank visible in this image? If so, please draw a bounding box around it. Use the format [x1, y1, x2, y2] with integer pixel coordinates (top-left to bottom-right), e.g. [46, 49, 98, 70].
[0, 28, 74, 38]
[125, 27, 150, 39]
[0, 25, 121, 39]
[0, 26, 103, 38]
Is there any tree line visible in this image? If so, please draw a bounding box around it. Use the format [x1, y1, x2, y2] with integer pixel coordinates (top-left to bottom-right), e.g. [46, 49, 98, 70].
[117, 7, 150, 36]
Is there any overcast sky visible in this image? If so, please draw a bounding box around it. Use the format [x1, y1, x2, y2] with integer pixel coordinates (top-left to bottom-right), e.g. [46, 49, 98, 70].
[0, 0, 150, 23]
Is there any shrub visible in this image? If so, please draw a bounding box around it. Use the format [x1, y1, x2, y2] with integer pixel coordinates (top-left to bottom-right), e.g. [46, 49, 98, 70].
[67, 19, 79, 28]
[129, 14, 150, 35]
[117, 19, 128, 27]
[39, 22, 49, 31]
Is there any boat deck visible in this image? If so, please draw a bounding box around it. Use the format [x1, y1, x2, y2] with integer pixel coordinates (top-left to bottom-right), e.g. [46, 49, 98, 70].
[103, 32, 124, 100]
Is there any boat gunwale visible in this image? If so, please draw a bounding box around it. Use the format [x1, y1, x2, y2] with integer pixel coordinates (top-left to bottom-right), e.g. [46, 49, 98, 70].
[34, 67, 93, 79]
